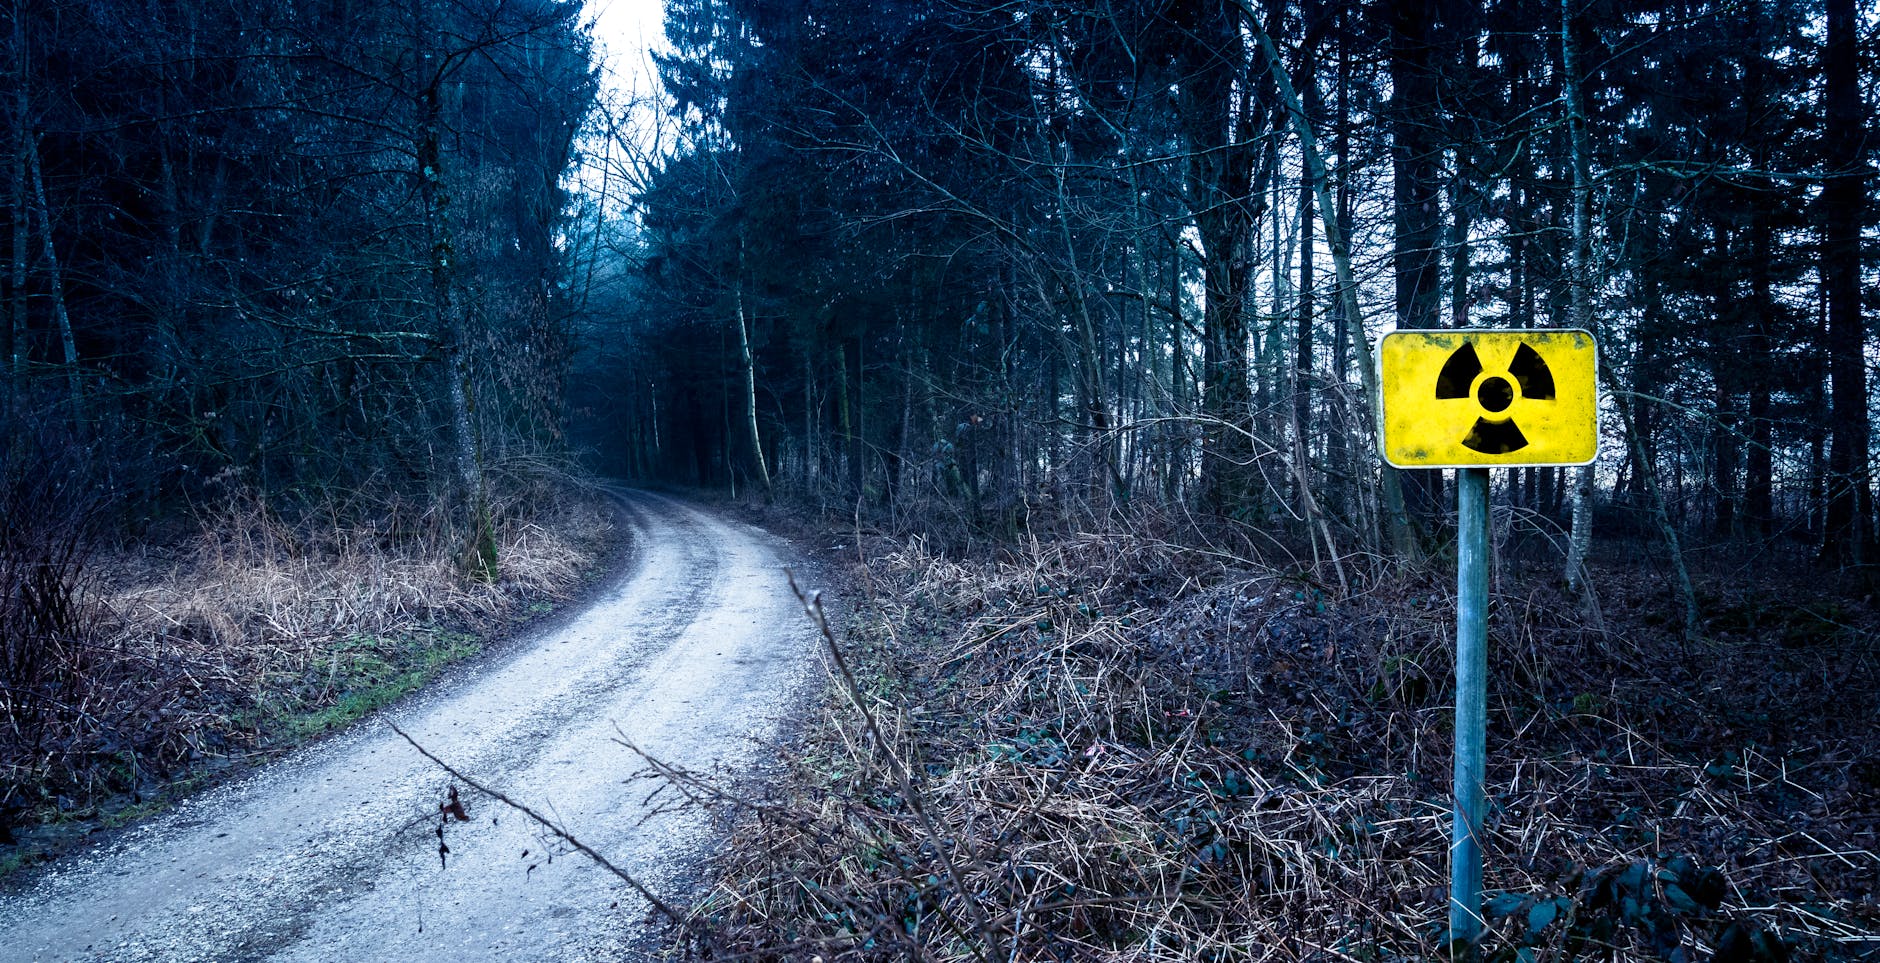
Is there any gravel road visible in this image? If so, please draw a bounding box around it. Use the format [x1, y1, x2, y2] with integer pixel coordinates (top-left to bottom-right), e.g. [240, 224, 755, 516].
[0, 491, 818, 962]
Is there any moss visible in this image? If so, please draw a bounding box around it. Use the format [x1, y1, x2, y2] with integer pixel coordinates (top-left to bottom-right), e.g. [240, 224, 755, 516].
[0, 848, 37, 878]
[270, 631, 482, 741]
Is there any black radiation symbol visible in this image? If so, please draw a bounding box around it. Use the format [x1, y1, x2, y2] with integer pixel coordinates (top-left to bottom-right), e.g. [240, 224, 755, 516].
[1433, 342, 1556, 454]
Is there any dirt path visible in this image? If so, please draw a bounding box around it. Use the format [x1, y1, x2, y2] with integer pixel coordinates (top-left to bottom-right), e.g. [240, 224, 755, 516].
[0, 491, 818, 962]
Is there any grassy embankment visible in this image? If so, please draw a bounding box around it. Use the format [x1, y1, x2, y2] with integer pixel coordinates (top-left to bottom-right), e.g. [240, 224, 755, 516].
[0, 477, 617, 873]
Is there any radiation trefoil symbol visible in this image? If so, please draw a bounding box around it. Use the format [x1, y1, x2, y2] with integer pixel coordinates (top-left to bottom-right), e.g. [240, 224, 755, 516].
[1434, 341, 1554, 454]
[1377, 329, 1598, 469]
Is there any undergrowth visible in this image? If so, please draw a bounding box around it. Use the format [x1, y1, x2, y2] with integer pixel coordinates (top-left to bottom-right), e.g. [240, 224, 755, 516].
[685, 523, 1878, 961]
[0, 468, 615, 850]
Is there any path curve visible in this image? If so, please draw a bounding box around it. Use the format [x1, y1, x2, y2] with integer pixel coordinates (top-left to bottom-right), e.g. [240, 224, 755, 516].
[0, 491, 818, 962]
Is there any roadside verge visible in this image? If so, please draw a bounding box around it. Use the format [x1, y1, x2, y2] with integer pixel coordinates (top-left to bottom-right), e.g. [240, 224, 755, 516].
[0, 477, 630, 878]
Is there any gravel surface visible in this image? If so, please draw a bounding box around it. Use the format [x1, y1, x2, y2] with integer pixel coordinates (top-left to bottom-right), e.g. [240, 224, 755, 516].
[0, 491, 818, 962]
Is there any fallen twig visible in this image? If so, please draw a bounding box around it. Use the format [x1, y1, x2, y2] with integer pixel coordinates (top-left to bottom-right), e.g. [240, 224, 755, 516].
[386, 721, 686, 923]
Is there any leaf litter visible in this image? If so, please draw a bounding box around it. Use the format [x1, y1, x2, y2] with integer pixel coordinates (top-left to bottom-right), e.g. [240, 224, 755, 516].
[682, 528, 1878, 962]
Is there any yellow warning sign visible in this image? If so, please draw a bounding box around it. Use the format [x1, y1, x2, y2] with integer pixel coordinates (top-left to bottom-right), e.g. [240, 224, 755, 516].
[1379, 329, 1598, 468]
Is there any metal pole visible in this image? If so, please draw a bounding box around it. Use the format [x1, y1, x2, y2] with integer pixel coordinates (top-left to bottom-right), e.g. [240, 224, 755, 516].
[1450, 466, 1490, 948]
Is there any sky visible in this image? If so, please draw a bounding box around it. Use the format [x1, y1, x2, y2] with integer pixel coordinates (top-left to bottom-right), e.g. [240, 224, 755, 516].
[584, 0, 669, 103]
[571, 0, 673, 203]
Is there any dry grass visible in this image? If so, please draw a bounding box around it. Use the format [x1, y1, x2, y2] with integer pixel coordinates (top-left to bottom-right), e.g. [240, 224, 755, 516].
[1, 475, 615, 829]
[121, 485, 602, 662]
[685, 528, 1879, 962]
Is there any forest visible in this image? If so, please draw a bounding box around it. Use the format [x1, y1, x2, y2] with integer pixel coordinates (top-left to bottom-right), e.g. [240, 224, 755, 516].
[0, 0, 606, 853]
[585, 0, 1880, 956]
[1, 0, 1877, 959]
[590, 0, 1879, 583]
[1, 0, 597, 566]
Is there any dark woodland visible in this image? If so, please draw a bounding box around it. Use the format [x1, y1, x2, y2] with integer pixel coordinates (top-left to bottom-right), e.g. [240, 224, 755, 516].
[2, 0, 1874, 601]
[597, 0, 1877, 580]
[1, 0, 1877, 958]
[0, 0, 599, 850]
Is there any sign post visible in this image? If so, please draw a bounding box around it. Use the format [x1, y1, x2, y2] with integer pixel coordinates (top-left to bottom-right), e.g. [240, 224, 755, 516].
[1377, 329, 1598, 950]
[1452, 465, 1489, 945]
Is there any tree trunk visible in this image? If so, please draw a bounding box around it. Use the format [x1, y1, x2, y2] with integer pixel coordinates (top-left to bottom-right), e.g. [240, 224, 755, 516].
[1183, 0, 1263, 516]
[1388, 0, 1445, 526]
[1252, 13, 1413, 558]
[1051, 160, 1123, 505]
[1295, 124, 1316, 476]
[1615, 386, 1701, 640]
[416, 49, 495, 577]
[1746, 206, 1775, 532]
[1166, 238, 1186, 504]
[803, 348, 815, 491]
[24, 132, 77, 415]
[1821, 0, 1870, 564]
[7, 100, 23, 410]
[1561, 0, 1595, 594]
[1807, 293, 1827, 534]
[734, 239, 771, 495]
[1292, 0, 1322, 475]
[1713, 355, 1740, 537]
[1326, 9, 1352, 518]
[836, 341, 858, 500]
